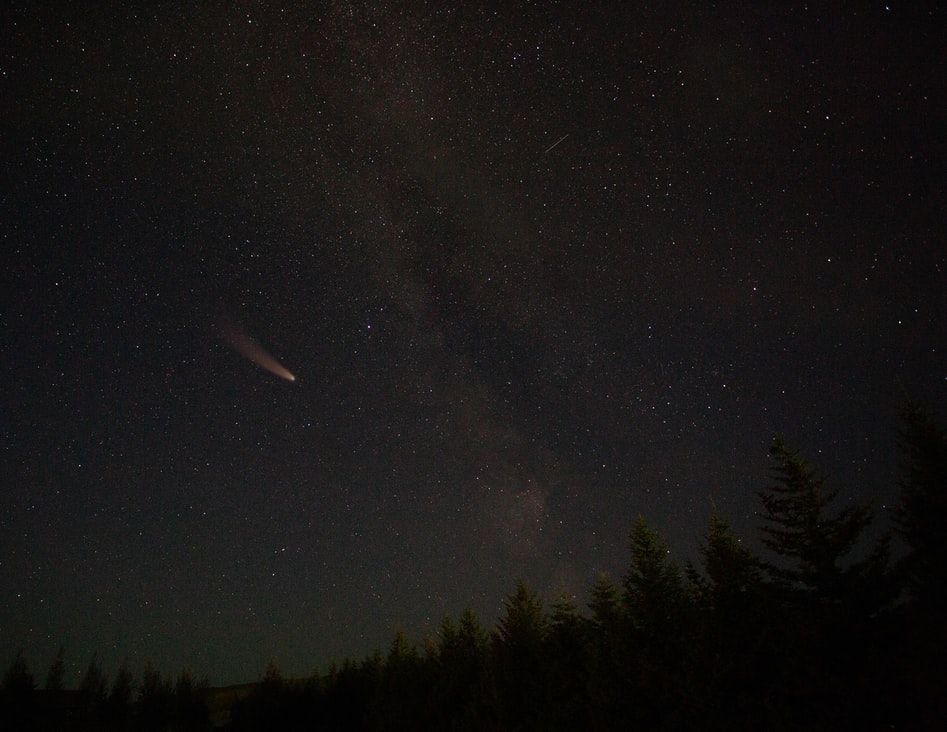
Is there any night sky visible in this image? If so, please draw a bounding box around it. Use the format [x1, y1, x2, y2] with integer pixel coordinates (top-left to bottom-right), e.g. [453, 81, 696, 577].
[3, 3, 944, 686]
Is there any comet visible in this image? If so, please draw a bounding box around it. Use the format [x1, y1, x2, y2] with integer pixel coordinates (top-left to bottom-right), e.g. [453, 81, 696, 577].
[216, 315, 296, 382]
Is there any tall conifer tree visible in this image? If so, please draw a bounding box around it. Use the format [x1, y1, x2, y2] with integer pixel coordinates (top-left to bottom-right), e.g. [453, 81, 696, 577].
[758, 438, 873, 602]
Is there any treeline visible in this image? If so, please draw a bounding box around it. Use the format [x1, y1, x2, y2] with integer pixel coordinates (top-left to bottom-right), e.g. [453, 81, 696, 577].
[0, 651, 209, 731]
[3, 402, 946, 730]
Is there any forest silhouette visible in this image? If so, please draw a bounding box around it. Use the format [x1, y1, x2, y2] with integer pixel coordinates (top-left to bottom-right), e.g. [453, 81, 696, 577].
[3, 401, 945, 731]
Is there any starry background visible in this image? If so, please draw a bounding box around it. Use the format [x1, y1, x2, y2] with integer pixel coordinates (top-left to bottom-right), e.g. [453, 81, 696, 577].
[2, 2, 944, 686]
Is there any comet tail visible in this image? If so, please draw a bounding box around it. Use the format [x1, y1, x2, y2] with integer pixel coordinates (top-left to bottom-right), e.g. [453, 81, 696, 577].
[217, 317, 296, 381]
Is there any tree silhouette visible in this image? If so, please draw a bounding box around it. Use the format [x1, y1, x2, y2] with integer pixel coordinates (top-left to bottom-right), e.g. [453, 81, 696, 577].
[105, 661, 134, 731]
[759, 437, 875, 603]
[623, 515, 687, 630]
[138, 660, 173, 732]
[756, 437, 892, 728]
[2, 650, 35, 695]
[496, 579, 546, 649]
[1, 650, 36, 730]
[371, 630, 429, 731]
[891, 402, 947, 727]
[44, 646, 65, 692]
[434, 608, 492, 730]
[585, 573, 625, 731]
[78, 652, 108, 725]
[587, 572, 621, 634]
[494, 580, 547, 730]
[691, 510, 762, 611]
[174, 668, 209, 731]
[894, 401, 947, 611]
[621, 515, 691, 729]
[230, 660, 295, 732]
[544, 594, 591, 731]
[688, 510, 774, 729]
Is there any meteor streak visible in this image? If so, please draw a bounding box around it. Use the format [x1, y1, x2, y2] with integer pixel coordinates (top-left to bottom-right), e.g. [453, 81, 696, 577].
[543, 134, 568, 154]
[216, 316, 296, 381]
